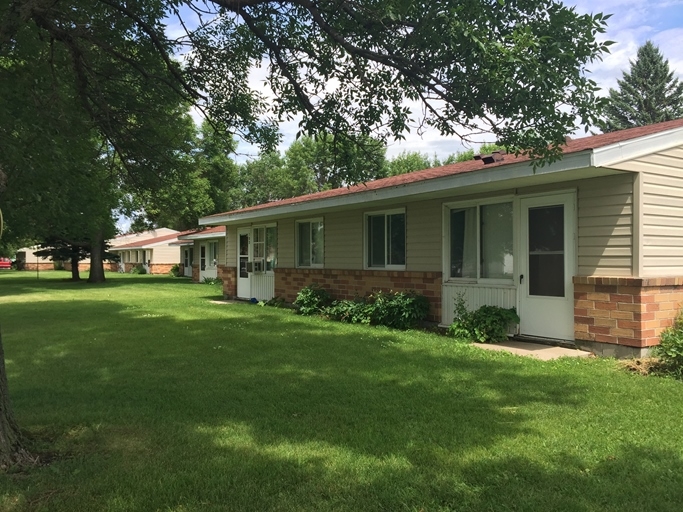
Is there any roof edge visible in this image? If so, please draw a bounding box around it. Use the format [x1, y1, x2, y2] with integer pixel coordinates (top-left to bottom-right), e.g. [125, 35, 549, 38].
[200, 151, 594, 226]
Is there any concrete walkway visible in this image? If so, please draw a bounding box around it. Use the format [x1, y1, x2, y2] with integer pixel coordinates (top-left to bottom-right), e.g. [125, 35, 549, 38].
[472, 340, 593, 361]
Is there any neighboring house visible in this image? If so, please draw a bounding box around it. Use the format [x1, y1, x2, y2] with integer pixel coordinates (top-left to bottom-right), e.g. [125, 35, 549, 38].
[17, 228, 180, 272]
[176, 226, 227, 281]
[110, 230, 186, 274]
[197, 119, 683, 357]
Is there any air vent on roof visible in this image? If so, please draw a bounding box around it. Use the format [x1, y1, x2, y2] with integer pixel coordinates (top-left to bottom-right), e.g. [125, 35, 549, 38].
[473, 149, 506, 165]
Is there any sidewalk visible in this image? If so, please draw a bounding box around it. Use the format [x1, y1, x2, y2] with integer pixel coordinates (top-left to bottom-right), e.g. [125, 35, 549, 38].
[472, 340, 593, 361]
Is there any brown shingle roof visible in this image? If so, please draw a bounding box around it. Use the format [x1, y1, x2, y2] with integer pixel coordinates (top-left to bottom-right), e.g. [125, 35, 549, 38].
[204, 118, 683, 219]
[114, 230, 195, 249]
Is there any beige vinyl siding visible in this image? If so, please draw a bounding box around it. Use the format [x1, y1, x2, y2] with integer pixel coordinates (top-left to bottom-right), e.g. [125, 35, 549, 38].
[324, 211, 363, 269]
[576, 174, 634, 276]
[639, 146, 683, 275]
[277, 218, 295, 268]
[151, 244, 182, 264]
[226, 227, 236, 266]
[406, 199, 442, 271]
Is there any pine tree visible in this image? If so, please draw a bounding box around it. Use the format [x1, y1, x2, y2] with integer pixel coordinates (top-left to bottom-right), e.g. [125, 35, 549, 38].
[600, 41, 683, 132]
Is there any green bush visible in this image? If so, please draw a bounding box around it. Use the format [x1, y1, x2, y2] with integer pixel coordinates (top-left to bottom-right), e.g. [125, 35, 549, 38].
[203, 277, 223, 285]
[654, 313, 683, 377]
[130, 264, 146, 275]
[448, 293, 519, 343]
[325, 290, 430, 330]
[325, 297, 372, 324]
[293, 284, 332, 315]
[169, 264, 182, 277]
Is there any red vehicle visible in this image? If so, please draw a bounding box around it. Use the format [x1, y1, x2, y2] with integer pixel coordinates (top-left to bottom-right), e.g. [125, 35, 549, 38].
[0, 258, 11, 270]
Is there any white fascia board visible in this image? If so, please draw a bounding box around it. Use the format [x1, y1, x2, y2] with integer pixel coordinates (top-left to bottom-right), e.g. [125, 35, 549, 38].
[199, 151, 593, 226]
[592, 126, 683, 168]
[177, 233, 225, 241]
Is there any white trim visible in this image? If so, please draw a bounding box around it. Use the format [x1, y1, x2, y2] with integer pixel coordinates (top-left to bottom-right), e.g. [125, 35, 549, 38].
[177, 233, 225, 241]
[632, 172, 643, 277]
[592, 126, 683, 168]
[199, 152, 594, 226]
[295, 217, 325, 269]
[364, 208, 406, 270]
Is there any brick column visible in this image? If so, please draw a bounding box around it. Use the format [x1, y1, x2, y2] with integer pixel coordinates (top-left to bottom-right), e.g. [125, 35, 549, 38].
[219, 266, 237, 298]
[574, 276, 683, 357]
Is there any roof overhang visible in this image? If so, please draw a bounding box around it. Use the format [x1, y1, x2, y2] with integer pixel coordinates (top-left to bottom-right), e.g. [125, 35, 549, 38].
[200, 150, 624, 226]
[592, 124, 683, 168]
[177, 232, 226, 241]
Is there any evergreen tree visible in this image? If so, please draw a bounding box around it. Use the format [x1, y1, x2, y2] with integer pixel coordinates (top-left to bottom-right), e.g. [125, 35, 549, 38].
[600, 41, 683, 132]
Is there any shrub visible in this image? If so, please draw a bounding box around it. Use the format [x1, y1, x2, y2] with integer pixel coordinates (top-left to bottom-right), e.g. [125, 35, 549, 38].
[203, 277, 223, 285]
[130, 264, 146, 275]
[325, 297, 372, 324]
[169, 264, 182, 277]
[325, 290, 430, 330]
[653, 313, 683, 377]
[293, 284, 332, 315]
[259, 296, 287, 308]
[448, 293, 519, 343]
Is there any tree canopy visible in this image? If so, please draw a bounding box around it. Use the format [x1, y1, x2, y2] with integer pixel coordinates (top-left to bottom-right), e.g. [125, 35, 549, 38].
[2, 0, 612, 163]
[598, 41, 683, 132]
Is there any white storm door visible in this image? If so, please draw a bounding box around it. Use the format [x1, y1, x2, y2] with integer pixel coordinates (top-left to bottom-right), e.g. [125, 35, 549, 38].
[183, 249, 193, 277]
[519, 193, 576, 341]
[237, 229, 251, 299]
[199, 243, 207, 280]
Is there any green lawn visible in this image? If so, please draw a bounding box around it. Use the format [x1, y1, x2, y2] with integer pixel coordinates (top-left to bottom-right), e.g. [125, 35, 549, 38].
[1, 271, 682, 511]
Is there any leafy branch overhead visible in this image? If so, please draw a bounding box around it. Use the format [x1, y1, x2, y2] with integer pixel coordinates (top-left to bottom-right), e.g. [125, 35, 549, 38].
[2, 0, 613, 168]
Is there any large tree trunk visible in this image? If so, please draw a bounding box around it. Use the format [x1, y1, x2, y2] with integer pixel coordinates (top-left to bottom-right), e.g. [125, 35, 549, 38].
[0, 329, 34, 470]
[70, 247, 81, 281]
[87, 231, 106, 283]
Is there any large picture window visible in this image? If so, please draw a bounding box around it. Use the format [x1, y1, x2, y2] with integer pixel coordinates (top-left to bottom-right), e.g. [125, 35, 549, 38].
[366, 210, 406, 269]
[297, 220, 324, 267]
[449, 201, 513, 280]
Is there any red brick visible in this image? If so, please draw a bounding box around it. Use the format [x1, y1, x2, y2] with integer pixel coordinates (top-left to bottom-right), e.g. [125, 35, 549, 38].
[610, 293, 634, 303]
[595, 301, 618, 311]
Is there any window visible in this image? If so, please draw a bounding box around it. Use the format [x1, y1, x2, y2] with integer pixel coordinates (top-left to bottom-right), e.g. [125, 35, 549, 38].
[253, 225, 277, 272]
[366, 210, 406, 269]
[297, 219, 324, 267]
[209, 241, 219, 267]
[449, 201, 513, 280]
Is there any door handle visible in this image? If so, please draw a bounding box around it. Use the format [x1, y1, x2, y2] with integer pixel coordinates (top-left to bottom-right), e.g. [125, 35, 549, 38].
[520, 274, 524, 284]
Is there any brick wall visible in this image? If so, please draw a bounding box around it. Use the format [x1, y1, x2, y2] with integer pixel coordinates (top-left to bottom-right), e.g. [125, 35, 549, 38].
[192, 264, 199, 282]
[574, 276, 683, 355]
[275, 268, 442, 322]
[149, 263, 175, 275]
[219, 266, 237, 298]
[23, 263, 55, 271]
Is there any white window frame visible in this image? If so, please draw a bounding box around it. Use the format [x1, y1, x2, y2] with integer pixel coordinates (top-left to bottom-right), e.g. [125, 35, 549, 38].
[208, 240, 219, 267]
[364, 208, 406, 270]
[296, 218, 325, 268]
[443, 196, 515, 285]
[252, 223, 277, 274]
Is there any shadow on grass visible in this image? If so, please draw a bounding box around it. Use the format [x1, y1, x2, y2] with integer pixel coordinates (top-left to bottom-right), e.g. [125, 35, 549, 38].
[1, 297, 683, 511]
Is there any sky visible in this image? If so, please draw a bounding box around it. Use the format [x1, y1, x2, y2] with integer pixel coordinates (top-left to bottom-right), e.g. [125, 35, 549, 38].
[217, 0, 683, 162]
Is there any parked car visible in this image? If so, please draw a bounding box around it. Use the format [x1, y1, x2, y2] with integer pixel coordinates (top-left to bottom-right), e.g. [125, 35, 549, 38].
[0, 258, 11, 270]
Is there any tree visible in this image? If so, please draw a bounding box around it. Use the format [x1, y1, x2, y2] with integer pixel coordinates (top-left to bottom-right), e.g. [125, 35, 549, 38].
[283, 134, 386, 192]
[599, 41, 683, 132]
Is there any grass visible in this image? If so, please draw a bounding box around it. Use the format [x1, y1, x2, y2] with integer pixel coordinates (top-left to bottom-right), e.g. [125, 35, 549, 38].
[0, 271, 683, 511]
